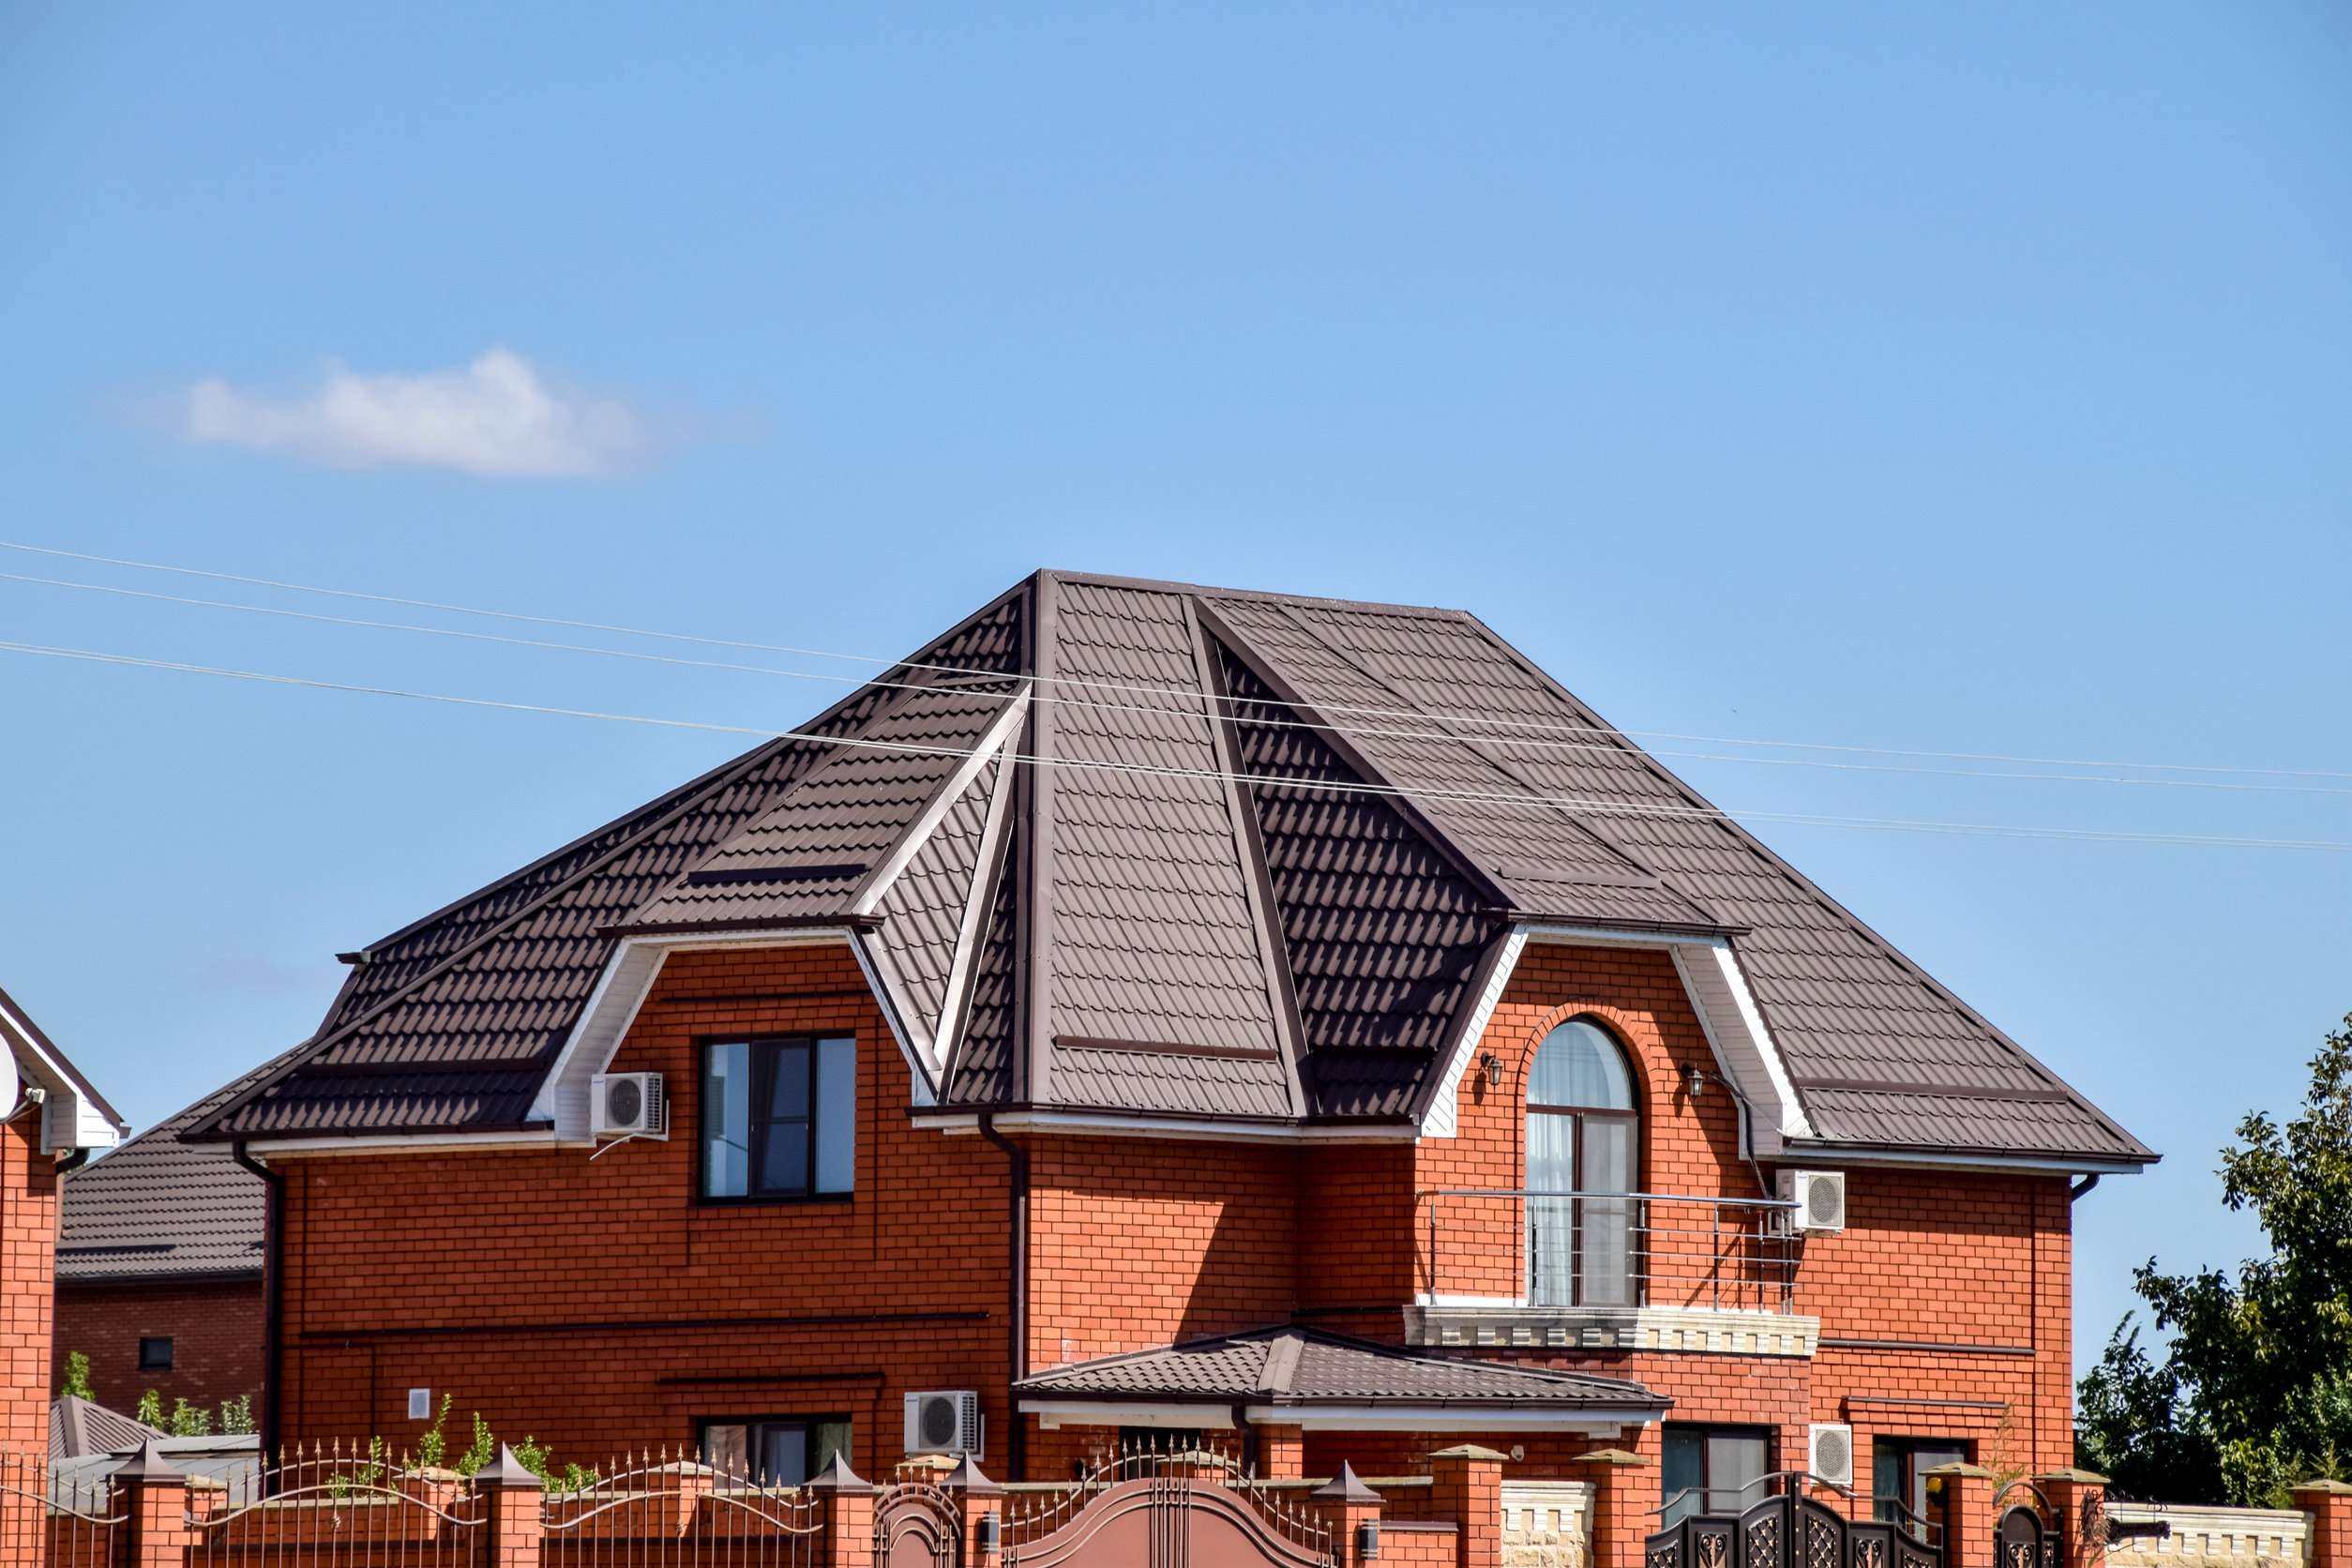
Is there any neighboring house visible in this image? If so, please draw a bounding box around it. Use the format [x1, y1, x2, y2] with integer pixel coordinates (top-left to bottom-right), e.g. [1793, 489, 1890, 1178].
[47, 1395, 258, 1504]
[0, 986, 125, 1454]
[188, 572, 2154, 1545]
[52, 1055, 287, 1416]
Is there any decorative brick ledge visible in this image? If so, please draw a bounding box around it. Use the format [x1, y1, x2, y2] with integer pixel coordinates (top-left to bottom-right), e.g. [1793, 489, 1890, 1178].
[1405, 1304, 1819, 1358]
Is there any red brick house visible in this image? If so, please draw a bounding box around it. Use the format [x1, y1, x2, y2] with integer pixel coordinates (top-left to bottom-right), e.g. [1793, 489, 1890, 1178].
[188, 572, 2152, 1550]
[1, 985, 126, 1453]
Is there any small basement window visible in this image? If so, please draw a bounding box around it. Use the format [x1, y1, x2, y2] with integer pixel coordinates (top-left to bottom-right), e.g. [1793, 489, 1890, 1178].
[701, 1036, 855, 1201]
[138, 1336, 173, 1371]
[699, 1416, 851, 1485]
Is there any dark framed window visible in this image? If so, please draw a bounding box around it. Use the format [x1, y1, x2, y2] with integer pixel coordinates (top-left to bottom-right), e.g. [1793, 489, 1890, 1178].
[1874, 1439, 1967, 1540]
[1527, 1017, 1640, 1307]
[137, 1336, 173, 1371]
[698, 1415, 852, 1485]
[1662, 1425, 1771, 1527]
[700, 1036, 855, 1202]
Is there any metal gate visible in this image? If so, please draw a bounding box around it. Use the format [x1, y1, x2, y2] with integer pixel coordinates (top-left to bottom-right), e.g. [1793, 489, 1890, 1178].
[1990, 1486, 2061, 1568]
[875, 1481, 963, 1568]
[1646, 1479, 1942, 1568]
[1003, 1453, 1334, 1568]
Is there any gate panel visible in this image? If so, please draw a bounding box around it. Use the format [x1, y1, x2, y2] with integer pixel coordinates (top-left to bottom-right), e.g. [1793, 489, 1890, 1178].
[1648, 1485, 1945, 1568]
[876, 1482, 962, 1568]
[1003, 1455, 1334, 1568]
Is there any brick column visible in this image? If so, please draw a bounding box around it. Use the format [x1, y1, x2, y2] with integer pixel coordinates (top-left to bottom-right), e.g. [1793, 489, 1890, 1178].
[116, 1440, 197, 1568]
[0, 1115, 59, 1458]
[944, 1455, 1005, 1567]
[478, 1443, 545, 1568]
[1574, 1447, 1651, 1568]
[810, 1452, 876, 1568]
[1259, 1425, 1306, 1481]
[1315, 1462, 1385, 1568]
[2294, 1480, 2352, 1568]
[1926, 1464, 1997, 1568]
[1430, 1446, 1505, 1568]
[2033, 1470, 2106, 1568]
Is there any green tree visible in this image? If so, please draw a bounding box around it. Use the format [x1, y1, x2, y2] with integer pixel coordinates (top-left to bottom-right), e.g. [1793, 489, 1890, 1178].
[58, 1351, 93, 1402]
[169, 1397, 213, 1438]
[134, 1390, 162, 1429]
[2080, 1015, 2352, 1504]
[218, 1396, 255, 1437]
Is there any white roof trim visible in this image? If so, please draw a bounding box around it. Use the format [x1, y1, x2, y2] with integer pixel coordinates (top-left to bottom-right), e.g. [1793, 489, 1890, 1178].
[915, 1110, 1418, 1144]
[848, 931, 936, 1107]
[244, 1129, 561, 1158]
[1783, 1144, 2148, 1177]
[1240, 1405, 1643, 1434]
[1417, 925, 1813, 1148]
[850, 685, 1031, 918]
[1027, 1403, 1239, 1431]
[0, 991, 121, 1154]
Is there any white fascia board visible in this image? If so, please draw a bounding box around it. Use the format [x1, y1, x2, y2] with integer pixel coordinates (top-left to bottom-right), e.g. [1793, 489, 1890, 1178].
[913, 1111, 1417, 1144]
[848, 932, 936, 1108]
[243, 1129, 561, 1158]
[532, 928, 888, 1138]
[1422, 929, 1529, 1139]
[1242, 1406, 1645, 1434]
[850, 686, 1032, 919]
[1418, 925, 1812, 1148]
[1784, 1145, 2148, 1177]
[0, 993, 120, 1154]
[1027, 1403, 1239, 1432]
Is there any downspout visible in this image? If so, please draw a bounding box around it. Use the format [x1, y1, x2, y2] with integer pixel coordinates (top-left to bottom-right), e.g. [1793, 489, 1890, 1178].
[2069, 1174, 2100, 1202]
[978, 1112, 1028, 1478]
[233, 1143, 285, 1463]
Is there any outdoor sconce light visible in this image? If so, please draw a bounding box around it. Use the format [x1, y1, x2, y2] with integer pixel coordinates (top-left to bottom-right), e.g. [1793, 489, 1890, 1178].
[1357, 1521, 1380, 1561]
[1481, 1053, 1503, 1089]
[1684, 1065, 1708, 1098]
[977, 1514, 1001, 1555]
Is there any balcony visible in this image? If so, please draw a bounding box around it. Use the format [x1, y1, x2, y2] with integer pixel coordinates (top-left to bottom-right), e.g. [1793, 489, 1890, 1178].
[1405, 1189, 1819, 1358]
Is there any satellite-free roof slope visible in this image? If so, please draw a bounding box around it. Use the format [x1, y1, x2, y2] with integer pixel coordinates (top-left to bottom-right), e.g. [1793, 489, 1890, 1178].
[200, 571, 2150, 1166]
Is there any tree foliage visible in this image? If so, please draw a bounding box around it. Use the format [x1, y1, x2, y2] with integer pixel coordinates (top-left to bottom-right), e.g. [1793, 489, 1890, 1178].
[2078, 1016, 2352, 1504]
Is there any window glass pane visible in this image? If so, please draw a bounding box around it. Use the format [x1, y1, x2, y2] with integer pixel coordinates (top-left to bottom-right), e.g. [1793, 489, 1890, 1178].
[1530, 1019, 1634, 1109]
[816, 1037, 855, 1193]
[1661, 1429, 1704, 1527]
[1527, 1113, 1576, 1306]
[759, 1425, 809, 1485]
[1913, 1444, 1966, 1521]
[760, 1122, 809, 1195]
[1706, 1432, 1768, 1514]
[704, 1043, 750, 1198]
[1873, 1444, 1904, 1525]
[812, 1421, 852, 1475]
[768, 1043, 810, 1120]
[1579, 1118, 1637, 1307]
[703, 1424, 749, 1482]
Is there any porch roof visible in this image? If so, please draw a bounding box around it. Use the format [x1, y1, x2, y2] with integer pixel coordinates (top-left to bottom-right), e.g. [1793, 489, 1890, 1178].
[1013, 1325, 1670, 1416]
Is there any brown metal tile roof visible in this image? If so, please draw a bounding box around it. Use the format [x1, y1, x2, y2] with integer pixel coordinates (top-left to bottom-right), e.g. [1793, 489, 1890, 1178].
[197, 570, 2149, 1165]
[1014, 1325, 1666, 1411]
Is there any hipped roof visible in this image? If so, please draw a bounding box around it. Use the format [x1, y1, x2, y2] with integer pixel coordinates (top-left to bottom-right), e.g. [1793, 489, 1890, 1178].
[198, 570, 2150, 1165]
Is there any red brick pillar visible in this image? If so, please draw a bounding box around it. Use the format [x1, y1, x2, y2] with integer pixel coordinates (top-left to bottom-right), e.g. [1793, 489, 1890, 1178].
[811, 1452, 876, 1568]
[2294, 1480, 2352, 1568]
[2033, 1470, 2106, 1568]
[0, 1114, 59, 1458]
[479, 1443, 546, 1568]
[1927, 1464, 1997, 1568]
[944, 1455, 1005, 1567]
[1430, 1446, 1505, 1568]
[1574, 1447, 1652, 1568]
[1259, 1425, 1306, 1481]
[117, 1440, 197, 1568]
[1315, 1462, 1385, 1568]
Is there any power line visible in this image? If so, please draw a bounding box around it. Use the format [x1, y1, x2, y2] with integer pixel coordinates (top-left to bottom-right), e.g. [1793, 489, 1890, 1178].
[5, 635, 2348, 854]
[8, 537, 2347, 784]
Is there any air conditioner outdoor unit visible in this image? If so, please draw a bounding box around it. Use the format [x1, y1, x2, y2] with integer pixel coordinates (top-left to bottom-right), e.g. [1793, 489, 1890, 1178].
[591, 1072, 667, 1139]
[1777, 1168, 1847, 1233]
[1808, 1424, 1855, 1488]
[904, 1392, 984, 1459]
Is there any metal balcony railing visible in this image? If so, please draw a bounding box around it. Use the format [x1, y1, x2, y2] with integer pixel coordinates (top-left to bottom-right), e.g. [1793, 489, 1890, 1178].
[1417, 1188, 1802, 1315]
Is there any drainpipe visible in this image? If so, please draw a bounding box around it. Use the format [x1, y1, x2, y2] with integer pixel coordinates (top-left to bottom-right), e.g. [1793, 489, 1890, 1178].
[232, 1142, 285, 1463]
[978, 1113, 1029, 1479]
[2069, 1174, 2100, 1202]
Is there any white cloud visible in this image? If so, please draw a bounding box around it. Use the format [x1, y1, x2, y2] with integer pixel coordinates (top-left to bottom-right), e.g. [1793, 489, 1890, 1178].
[170, 348, 657, 478]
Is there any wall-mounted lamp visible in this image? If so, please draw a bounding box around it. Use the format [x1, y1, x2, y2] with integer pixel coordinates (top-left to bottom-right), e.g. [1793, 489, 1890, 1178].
[1481, 1053, 1503, 1089]
[1683, 1066, 1709, 1098]
[1357, 1521, 1381, 1561]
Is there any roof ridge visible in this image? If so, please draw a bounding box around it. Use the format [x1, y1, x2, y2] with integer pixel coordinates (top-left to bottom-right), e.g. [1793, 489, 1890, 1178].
[1045, 569, 1478, 625]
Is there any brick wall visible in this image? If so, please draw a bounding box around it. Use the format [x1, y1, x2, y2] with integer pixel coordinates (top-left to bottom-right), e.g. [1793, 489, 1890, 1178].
[52, 1278, 263, 1418]
[1, 1111, 58, 1454]
[273, 942, 1016, 1477]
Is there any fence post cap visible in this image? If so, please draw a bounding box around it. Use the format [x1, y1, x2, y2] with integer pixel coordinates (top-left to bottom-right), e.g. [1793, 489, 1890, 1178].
[807, 1453, 874, 1494]
[1922, 1462, 1998, 1480]
[1314, 1462, 1381, 1503]
[2292, 1479, 2352, 1496]
[2033, 1470, 2108, 1485]
[1427, 1445, 1510, 1463]
[942, 1455, 1003, 1496]
[477, 1444, 544, 1487]
[112, 1439, 184, 1481]
[1572, 1448, 1650, 1469]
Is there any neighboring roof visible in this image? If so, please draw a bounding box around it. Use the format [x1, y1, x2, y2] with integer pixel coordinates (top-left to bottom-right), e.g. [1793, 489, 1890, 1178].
[1014, 1325, 1668, 1413]
[0, 983, 127, 1152]
[49, 1395, 160, 1462]
[57, 1047, 299, 1284]
[196, 570, 2151, 1166]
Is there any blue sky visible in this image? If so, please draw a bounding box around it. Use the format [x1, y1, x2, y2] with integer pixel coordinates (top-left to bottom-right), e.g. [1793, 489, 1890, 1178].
[4, 4, 2348, 1372]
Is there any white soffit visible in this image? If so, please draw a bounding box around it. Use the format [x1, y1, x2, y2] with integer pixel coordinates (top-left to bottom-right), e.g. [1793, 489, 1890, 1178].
[1417, 926, 1811, 1150]
[0, 991, 121, 1154]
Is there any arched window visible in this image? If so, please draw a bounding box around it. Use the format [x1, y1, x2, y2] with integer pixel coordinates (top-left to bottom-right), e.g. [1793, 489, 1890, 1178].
[1527, 1018, 1639, 1307]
